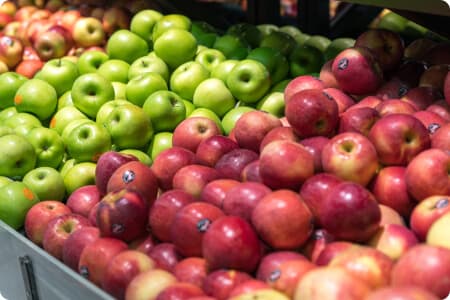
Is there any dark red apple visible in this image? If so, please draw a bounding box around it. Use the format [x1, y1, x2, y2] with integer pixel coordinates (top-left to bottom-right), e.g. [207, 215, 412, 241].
[195, 135, 239, 167]
[376, 77, 410, 100]
[172, 164, 221, 198]
[214, 148, 259, 181]
[240, 160, 263, 183]
[202, 269, 252, 300]
[172, 117, 221, 153]
[338, 106, 380, 136]
[147, 243, 182, 273]
[400, 86, 441, 111]
[66, 185, 101, 218]
[419, 64, 449, 92]
[62, 226, 100, 271]
[299, 136, 330, 173]
[301, 229, 335, 262]
[199, 179, 240, 209]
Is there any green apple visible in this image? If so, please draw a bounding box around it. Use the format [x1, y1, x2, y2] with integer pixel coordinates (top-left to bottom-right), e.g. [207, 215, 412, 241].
[0, 181, 39, 229]
[191, 20, 218, 36]
[0, 72, 27, 110]
[183, 99, 195, 117]
[152, 13, 192, 41]
[3, 112, 42, 129]
[189, 107, 223, 134]
[403, 21, 428, 39]
[213, 34, 250, 60]
[226, 59, 271, 104]
[227, 22, 262, 49]
[210, 59, 239, 83]
[106, 29, 149, 64]
[304, 35, 331, 53]
[119, 149, 152, 166]
[57, 91, 74, 110]
[154, 28, 198, 70]
[142, 90, 186, 132]
[61, 119, 95, 144]
[71, 73, 115, 119]
[147, 131, 173, 161]
[257, 24, 279, 37]
[256, 92, 285, 118]
[14, 78, 57, 121]
[0, 176, 12, 189]
[0, 126, 13, 137]
[49, 106, 87, 135]
[65, 121, 111, 163]
[0, 134, 36, 180]
[169, 61, 209, 101]
[22, 167, 65, 202]
[59, 158, 75, 179]
[128, 53, 170, 82]
[34, 59, 79, 97]
[195, 48, 226, 73]
[130, 9, 163, 47]
[96, 59, 130, 83]
[270, 79, 291, 93]
[324, 38, 355, 61]
[190, 20, 218, 48]
[259, 30, 297, 57]
[63, 162, 96, 195]
[221, 106, 255, 135]
[126, 72, 168, 106]
[193, 78, 236, 117]
[26, 127, 65, 168]
[0, 106, 17, 122]
[103, 103, 153, 150]
[95, 99, 129, 126]
[377, 12, 408, 33]
[112, 81, 127, 100]
[289, 44, 325, 77]
[77, 50, 109, 75]
[279, 25, 309, 45]
[247, 47, 289, 84]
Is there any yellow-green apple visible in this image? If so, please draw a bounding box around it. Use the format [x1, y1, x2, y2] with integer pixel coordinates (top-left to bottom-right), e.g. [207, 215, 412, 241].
[247, 46, 289, 84]
[322, 132, 379, 186]
[317, 181, 381, 242]
[365, 286, 440, 300]
[213, 34, 250, 60]
[0, 134, 36, 180]
[405, 148, 450, 201]
[152, 13, 191, 41]
[156, 282, 205, 300]
[124, 268, 177, 300]
[150, 146, 196, 190]
[0, 71, 27, 110]
[49, 106, 87, 135]
[259, 126, 300, 152]
[215, 148, 259, 181]
[195, 135, 239, 167]
[189, 107, 223, 134]
[375, 99, 417, 117]
[252, 189, 313, 250]
[72, 17, 105, 48]
[169, 61, 209, 101]
[14, 78, 57, 121]
[193, 78, 236, 118]
[3, 111, 41, 134]
[427, 212, 450, 249]
[128, 53, 169, 82]
[210, 59, 239, 83]
[129, 9, 163, 47]
[256, 91, 285, 118]
[147, 131, 173, 161]
[195, 48, 225, 73]
[391, 244, 450, 298]
[304, 35, 331, 53]
[0, 35, 23, 69]
[63, 161, 96, 195]
[35, 58, 78, 97]
[172, 164, 220, 198]
[226, 59, 271, 104]
[199, 178, 240, 209]
[410, 195, 450, 241]
[24, 200, 71, 246]
[331, 46, 383, 95]
[202, 216, 262, 273]
[119, 149, 151, 166]
[66, 185, 100, 218]
[172, 116, 221, 153]
[278, 25, 308, 45]
[401, 86, 441, 111]
[111, 81, 127, 100]
[22, 166, 65, 201]
[338, 106, 380, 136]
[106, 29, 148, 64]
[284, 75, 326, 103]
[96, 59, 130, 83]
[78, 237, 128, 287]
[154, 28, 197, 70]
[431, 122, 450, 150]
[126, 72, 168, 106]
[202, 269, 252, 300]
[368, 113, 430, 166]
[76, 50, 109, 74]
[95, 99, 128, 126]
[60, 118, 94, 145]
[368, 223, 419, 260]
[42, 213, 90, 260]
[173, 257, 207, 288]
[26, 127, 65, 168]
[147, 242, 181, 272]
[62, 226, 100, 270]
[103, 103, 153, 150]
[293, 267, 372, 300]
[379, 204, 406, 227]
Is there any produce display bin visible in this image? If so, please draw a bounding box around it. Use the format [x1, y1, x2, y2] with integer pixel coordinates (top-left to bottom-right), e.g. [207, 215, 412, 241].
[0, 220, 111, 300]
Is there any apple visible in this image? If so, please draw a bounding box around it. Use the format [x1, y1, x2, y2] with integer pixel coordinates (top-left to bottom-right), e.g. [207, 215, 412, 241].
[16, 58, 44, 79]
[202, 216, 262, 273]
[324, 37, 355, 61]
[156, 282, 205, 299]
[413, 110, 447, 134]
[172, 164, 221, 198]
[369, 223, 419, 260]
[96, 59, 130, 83]
[220, 106, 255, 136]
[202, 269, 252, 300]
[259, 126, 299, 152]
[102, 250, 156, 300]
[247, 46, 289, 84]
[101, 6, 130, 37]
[195, 48, 226, 73]
[256, 251, 307, 281]
[422, 42, 450, 65]
[213, 34, 250, 60]
[152, 13, 191, 41]
[169, 61, 209, 101]
[301, 228, 335, 262]
[125, 71, 167, 104]
[195, 135, 239, 167]
[0, 71, 27, 110]
[63, 161, 97, 195]
[410, 195, 450, 241]
[76, 50, 109, 74]
[42, 213, 90, 260]
[259, 30, 296, 57]
[35, 59, 78, 98]
[375, 99, 417, 117]
[146, 242, 181, 273]
[259, 140, 314, 190]
[405, 148, 450, 201]
[26, 127, 65, 168]
[365, 286, 440, 300]
[66, 185, 100, 218]
[188, 107, 224, 133]
[431, 122, 450, 150]
[338, 106, 380, 136]
[0, 35, 23, 69]
[124, 269, 177, 300]
[14, 78, 57, 121]
[284, 75, 326, 103]
[288, 44, 325, 77]
[256, 91, 285, 118]
[379, 204, 406, 227]
[129, 9, 163, 47]
[172, 116, 221, 153]
[24, 200, 71, 246]
[128, 53, 169, 82]
[317, 181, 381, 242]
[32, 29, 70, 62]
[230, 289, 289, 300]
[147, 131, 173, 161]
[376, 77, 411, 100]
[3, 111, 41, 132]
[0, 134, 36, 180]
[313, 241, 358, 266]
[210, 59, 239, 83]
[199, 179, 240, 209]
[173, 257, 207, 288]
[154, 28, 197, 70]
[319, 60, 339, 88]
[401, 86, 441, 111]
[427, 212, 450, 249]
[193, 78, 236, 118]
[72, 17, 105, 48]
[22, 166, 65, 202]
[215, 148, 259, 181]
[426, 100, 450, 122]
[106, 29, 148, 65]
[331, 46, 383, 95]
[130, 234, 157, 256]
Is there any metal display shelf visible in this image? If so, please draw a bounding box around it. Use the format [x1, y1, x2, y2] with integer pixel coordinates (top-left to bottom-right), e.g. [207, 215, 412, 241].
[0, 221, 112, 300]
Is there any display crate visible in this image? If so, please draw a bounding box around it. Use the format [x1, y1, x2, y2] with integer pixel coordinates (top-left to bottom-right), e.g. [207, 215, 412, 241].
[0, 220, 112, 300]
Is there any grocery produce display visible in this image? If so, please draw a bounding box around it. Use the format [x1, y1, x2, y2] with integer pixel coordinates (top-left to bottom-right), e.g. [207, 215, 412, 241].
[0, 0, 449, 299]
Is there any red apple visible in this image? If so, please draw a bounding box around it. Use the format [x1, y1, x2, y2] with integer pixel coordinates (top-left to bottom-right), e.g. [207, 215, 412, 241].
[259, 126, 300, 152]
[284, 75, 326, 103]
[33, 30, 68, 61]
[101, 6, 130, 37]
[0, 35, 23, 68]
[172, 164, 221, 198]
[322, 87, 355, 113]
[173, 257, 207, 288]
[314, 241, 358, 266]
[124, 269, 177, 300]
[426, 100, 450, 121]
[148, 243, 182, 273]
[199, 179, 240, 209]
[172, 117, 221, 153]
[202, 269, 252, 300]
[195, 135, 239, 167]
[365, 286, 440, 300]
[156, 282, 205, 300]
[400, 86, 441, 111]
[375, 99, 417, 116]
[256, 251, 308, 281]
[62, 226, 100, 271]
[14, 6, 39, 22]
[240, 160, 263, 183]
[15, 59, 43, 78]
[25, 201, 71, 247]
[338, 106, 380, 136]
[410, 195, 450, 241]
[301, 229, 335, 262]
[422, 42, 450, 65]
[66, 185, 101, 218]
[393, 59, 427, 87]
[376, 77, 410, 100]
[404, 38, 438, 61]
[298, 136, 330, 173]
[130, 234, 157, 256]
[319, 59, 339, 88]
[346, 95, 382, 111]
[431, 122, 450, 150]
[228, 279, 270, 298]
[214, 148, 259, 181]
[413, 110, 447, 134]
[379, 204, 406, 226]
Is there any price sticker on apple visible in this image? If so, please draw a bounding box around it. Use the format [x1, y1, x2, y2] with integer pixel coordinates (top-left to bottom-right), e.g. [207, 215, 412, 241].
[441, 0, 450, 7]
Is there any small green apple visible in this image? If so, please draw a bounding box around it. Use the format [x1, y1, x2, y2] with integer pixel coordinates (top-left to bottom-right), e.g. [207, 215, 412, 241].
[213, 34, 250, 60]
[77, 50, 109, 75]
[183, 99, 195, 117]
[189, 107, 223, 134]
[130, 9, 163, 47]
[304, 35, 332, 53]
[279, 25, 309, 45]
[193, 78, 236, 117]
[221, 106, 255, 135]
[26, 127, 65, 168]
[256, 91, 285, 118]
[195, 48, 226, 73]
[49, 106, 87, 135]
[0, 134, 36, 180]
[63, 162, 96, 195]
[22, 167, 65, 202]
[324, 38, 355, 61]
[126, 72, 168, 106]
[152, 13, 192, 41]
[95, 99, 129, 126]
[58, 158, 75, 179]
[34, 59, 79, 97]
[106, 29, 149, 64]
[227, 22, 262, 49]
[112, 81, 127, 100]
[0, 176, 12, 189]
[128, 53, 170, 82]
[0, 72, 27, 110]
[57, 91, 74, 110]
[147, 131, 173, 161]
[142, 90, 186, 132]
[190, 21, 218, 48]
[119, 149, 152, 166]
[210, 59, 239, 83]
[270, 79, 291, 93]
[169, 61, 209, 101]
[3, 112, 42, 129]
[257, 24, 279, 37]
[289, 44, 325, 77]
[259, 30, 297, 57]
[247, 47, 289, 84]
[96, 59, 130, 83]
[0, 106, 17, 122]
[61, 119, 95, 144]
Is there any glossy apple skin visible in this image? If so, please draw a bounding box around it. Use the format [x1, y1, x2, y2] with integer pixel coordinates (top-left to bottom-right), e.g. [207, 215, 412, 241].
[170, 202, 225, 257]
[151, 146, 197, 190]
[24, 200, 71, 247]
[322, 87, 355, 114]
[259, 140, 314, 190]
[173, 257, 208, 288]
[252, 190, 314, 250]
[147, 243, 182, 273]
[148, 189, 196, 242]
[172, 116, 222, 153]
[301, 229, 335, 262]
[314, 241, 357, 266]
[214, 148, 259, 181]
[413, 110, 447, 134]
[172, 164, 221, 198]
[284, 75, 325, 103]
[256, 251, 308, 281]
[259, 126, 300, 152]
[431, 122, 450, 150]
[401, 86, 441, 111]
[379, 204, 406, 227]
[391, 244, 450, 298]
[202, 216, 262, 273]
[405, 148, 450, 201]
[376, 77, 411, 100]
[426, 100, 450, 121]
[375, 99, 417, 117]
[240, 160, 263, 183]
[409, 195, 450, 241]
[365, 286, 440, 300]
[338, 106, 380, 136]
[319, 60, 339, 88]
[222, 181, 271, 221]
[66, 185, 101, 218]
[124, 269, 177, 300]
[228, 279, 270, 298]
[156, 282, 205, 300]
[130, 234, 157, 257]
[62, 226, 100, 271]
[96, 189, 148, 242]
[299, 136, 330, 173]
[199, 179, 240, 209]
[195, 135, 239, 167]
[202, 269, 252, 300]
[347, 95, 382, 111]
[317, 181, 381, 242]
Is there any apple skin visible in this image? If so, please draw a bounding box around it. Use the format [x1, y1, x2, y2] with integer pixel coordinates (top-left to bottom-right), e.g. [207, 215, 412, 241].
[149, 189, 196, 242]
[376, 77, 411, 100]
[172, 117, 222, 153]
[252, 189, 314, 250]
[285, 89, 339, 139]
[301, 228, 335, 262]
[129, 234, 157, 256]
[215, 148, 259, 181]
[222, 181, 271, 221]
[42, 213, 90, 261]
[147, 243, 182, 273]
[202, 269, 252, 300]
[331, 46, 383, 95]
[319, 60, 339, 88]
[299, 136, 330, 173]
[195, 135, 239, 167]
[347, 95, 383, 111]
[375, 99, 417, 117]
[124, 268, 177, 300]
[199, 179, 240, 209]
[259, 126, 300, 152]
[401, 86, 441, 111]
[431, 122, 450, 150]
[170, 201, 225, 257]
[172, 164, 221, 198]
[256, 251, 308, 281]
[102, 250, 156, 300]
[173, 257, 207, 288]
[62, 226, 100, 271]
[379, 204, 406, 227]
[405, 148, 450, 201]
[24, 200, 71, 247]
[96, 189, 149, 242]
[391, 244, 450, 298]
[284, 75, 326, 103]
[338, 106, 380, 136]
[322, 87, 355, 114]
[0, 35, 24, 69]
[259, 140, 314, 191]
[239, 159, 261, 182]
[229, 279, 270, 298]
[321, 132, 379, 186]
[317, 181, 381, 243]
[413, 110, 447, 134]
[313, 241, 358, 266]
[365, 286, 440, 300]
[409, 195, 450, 241]
[156, 282, 205, 300]
[202, 216, 262, 273]
[66, 185, 101, 218]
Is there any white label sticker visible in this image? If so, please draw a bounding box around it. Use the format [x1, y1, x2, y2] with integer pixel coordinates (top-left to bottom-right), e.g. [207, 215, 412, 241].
[442, 0, 450, 7]
[0, 292, 8, 300]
